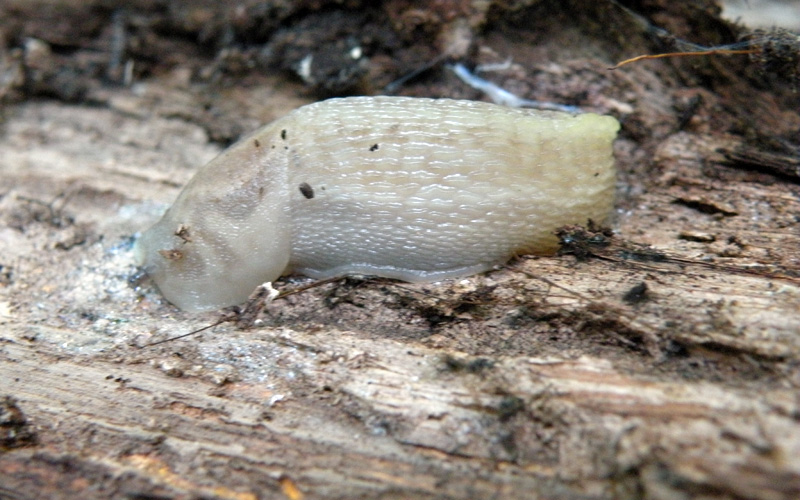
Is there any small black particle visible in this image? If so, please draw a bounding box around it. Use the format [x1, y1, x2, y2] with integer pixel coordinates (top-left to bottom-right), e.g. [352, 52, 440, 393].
[1, 396, 38, 449]
[253, 139, 261, 148]
[443, 355, 495, 373]
[281, 129, 287, 140]
[299, 182, 314, 199]
[127, 269, 147, 288]
[622, 281, 649, 304]
[369, 143, 379, 152]
[556, 223, 612, 260]
[0, 264, 12, 286]
[497, 395, 525, 422]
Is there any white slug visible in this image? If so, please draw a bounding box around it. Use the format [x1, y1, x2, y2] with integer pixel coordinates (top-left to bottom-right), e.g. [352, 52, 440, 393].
[135, 96, 619, 312]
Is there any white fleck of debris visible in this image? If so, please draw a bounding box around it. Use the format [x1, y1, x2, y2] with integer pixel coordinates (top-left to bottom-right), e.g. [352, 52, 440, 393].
[297, 54, 313, 82]
[449, 62, 581, 113]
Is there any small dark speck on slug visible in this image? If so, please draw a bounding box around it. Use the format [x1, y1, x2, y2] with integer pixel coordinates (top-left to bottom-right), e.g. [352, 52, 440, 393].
[174, 224, 191, 242]
[370, 144, 379, 151]
[158, 249, 184, 261]
[299, 182, 314, 199]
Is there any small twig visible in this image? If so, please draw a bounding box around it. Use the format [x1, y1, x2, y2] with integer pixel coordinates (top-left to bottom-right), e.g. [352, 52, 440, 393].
[140, 278, 343, 347]
[509, 265, 592, 302]
[275, 276, 343, 299]
[609, 48, 758, 70]
[449, 63, 581, 113]
[383, 52, 450, 94]
[143, 319, 227, 347]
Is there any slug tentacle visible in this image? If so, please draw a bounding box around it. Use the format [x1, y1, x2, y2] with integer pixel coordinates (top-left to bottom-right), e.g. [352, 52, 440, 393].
[136, 96, 619, 312]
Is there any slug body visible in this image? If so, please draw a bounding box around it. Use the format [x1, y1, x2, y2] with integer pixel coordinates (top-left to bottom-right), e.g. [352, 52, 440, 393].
[135, 96, 619, 312]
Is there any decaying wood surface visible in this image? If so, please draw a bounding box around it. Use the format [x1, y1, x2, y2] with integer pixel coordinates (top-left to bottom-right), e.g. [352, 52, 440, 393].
[1, 1, 799, 499]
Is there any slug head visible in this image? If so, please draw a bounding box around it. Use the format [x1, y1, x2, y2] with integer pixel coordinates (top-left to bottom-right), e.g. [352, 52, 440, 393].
[135, 128, 291, 312]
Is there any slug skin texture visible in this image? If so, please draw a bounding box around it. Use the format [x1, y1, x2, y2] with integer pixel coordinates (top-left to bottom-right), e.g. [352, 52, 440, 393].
[135, 96, 619, 312]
